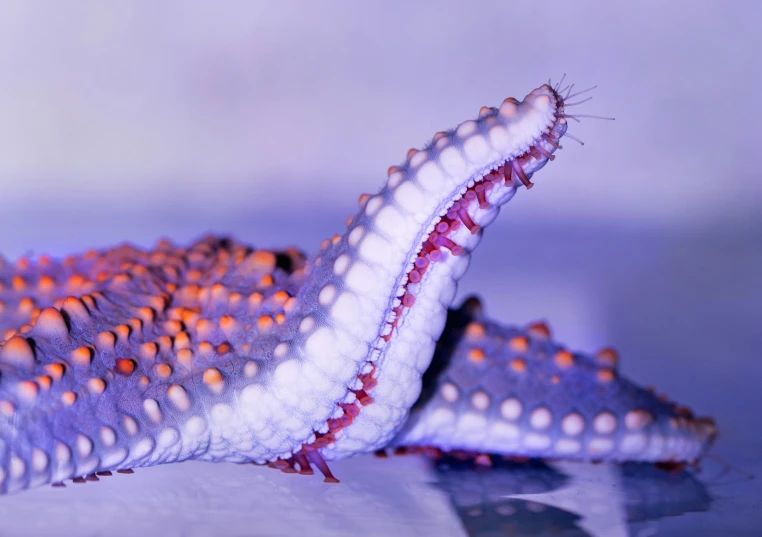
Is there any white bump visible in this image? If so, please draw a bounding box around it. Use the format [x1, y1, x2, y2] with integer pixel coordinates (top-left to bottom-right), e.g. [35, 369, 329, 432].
[471, 391, 490, 411]
[416, 161, 447, 193]
[394, 181, 428, 213]
[440, 382, 459, 403]
[500, 398, 523, 421]
[374, 205, 406, 237]
[439, 147, 466, 177]
[490, 422, 520, 440]
[31, 449, 48, 472]
[459, 412, 488, 432]
[211, 403, 233, 423]
[357, 233, 396, 265]
[588, 437, 615, 455]
[101, 448, 127, 468]
[365, 195, 383, 216]
[273, 359, 301, 385]
[624, 410, 653, 430]
[344, 263, 383, 296]
[456, 120, 477, 137]
[274, 342, 289, 359]
[304, 327, 337, 358]
[529, 407, 552, 430]
[410, 150, 428, 167]
[167, 385, 191, 411]
[318, 285, 337, 306]
[387, 171, 405, 188]
[100, 426, 116, 447]
[330, 293, 361, 326]
[299, 317, 315, 333]
[333, 254, 351, 276]
[76, 434, 93, 457]
[499, 99, 518, 118]
[561, 413, 585, 437]
[621, 434, 648, 454]
[463, 135, 490, 166]
[428, 407, 456, 428]
[243, 360, 259, 378]
[123, 415, 139, 436]
[554, 439, 582, 455]
[10, 456, 25, 479]
[488, 125, 510, 151]
[158, 427, 179, 448]
[133, 438, 155, 459]
[348, 226, 365, 247]
[143, 398, 163, 424]
[593, 412, 618, 435]
[184, 416, 207, 438]
[55, 443, 71, 463]
[523, 433, 551, 450]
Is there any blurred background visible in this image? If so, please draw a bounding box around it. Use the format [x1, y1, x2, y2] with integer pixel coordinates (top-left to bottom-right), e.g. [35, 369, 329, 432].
[0, 1, 760, 535]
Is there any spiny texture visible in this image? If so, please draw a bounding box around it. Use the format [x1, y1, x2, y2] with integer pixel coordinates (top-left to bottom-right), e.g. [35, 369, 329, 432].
[393, 299, 716, 462]
[0, 83, 716, 495]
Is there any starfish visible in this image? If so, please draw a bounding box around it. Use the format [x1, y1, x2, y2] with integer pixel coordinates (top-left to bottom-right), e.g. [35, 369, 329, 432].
[0, 83, 716, 494]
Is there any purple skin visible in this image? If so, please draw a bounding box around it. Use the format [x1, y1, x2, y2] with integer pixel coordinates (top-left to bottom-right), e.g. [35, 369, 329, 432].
[0, 84, 716, 495]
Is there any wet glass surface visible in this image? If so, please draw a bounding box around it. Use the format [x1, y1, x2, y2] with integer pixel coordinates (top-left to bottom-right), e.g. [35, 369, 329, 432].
[0, 221, 758, 536]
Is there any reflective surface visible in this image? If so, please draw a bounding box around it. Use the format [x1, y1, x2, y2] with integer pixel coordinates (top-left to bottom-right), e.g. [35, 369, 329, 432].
[0, 223, 758, 536]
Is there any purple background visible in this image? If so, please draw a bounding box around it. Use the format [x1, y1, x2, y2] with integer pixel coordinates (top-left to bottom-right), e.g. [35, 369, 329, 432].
[0, 2, 760, 535]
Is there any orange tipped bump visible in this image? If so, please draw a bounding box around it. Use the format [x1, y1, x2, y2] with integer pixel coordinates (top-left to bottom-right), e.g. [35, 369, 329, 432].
[527, 321, 551, 339]
[163, 320, 183, 336]
[257, 315, 274, 331]
[71, 346, 93, 366]
[37, 275, 55, 292]
[36, 375, 52, 390]
[62, 296, 89, 320]
[18, 297, 36, 315]
[203, 367, 224, 394]
[155, 364, 172, 378]
[139, 342, 158, 361]
[87, 378, 106, 395]
[44, 363, 65, 381]
[174, 332, 192, 350]
[508, 336, 529, 353]
[597, 369, 615, 383]
[137, 307, 156, 324]
[250, 250, 276, 272]
[0, 401, 15, 418]
[554, 350, 574, 369]
[220, 316, 237, 338]
[17, 380, 38, 401]
[176, 348, 193, 367]
[61, 391, 77, 406]
[115, 358, 136, 376]
[464, 322, 486, 339]
[12, 275, 26, 291]
[0, 336, 35, 369]
[115, 324, 131, 341]
[467, 348, 485, 363]
[509, 358, 527, 373]
[596, 347, 619, 367]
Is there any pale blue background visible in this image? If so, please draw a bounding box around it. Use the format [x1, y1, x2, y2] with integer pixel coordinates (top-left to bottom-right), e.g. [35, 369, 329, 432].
[0, 1, 760, 535]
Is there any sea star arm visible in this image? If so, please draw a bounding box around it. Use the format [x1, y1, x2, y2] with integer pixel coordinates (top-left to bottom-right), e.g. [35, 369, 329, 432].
[0, 83, 572, 492]
[391, 297, 717, 463]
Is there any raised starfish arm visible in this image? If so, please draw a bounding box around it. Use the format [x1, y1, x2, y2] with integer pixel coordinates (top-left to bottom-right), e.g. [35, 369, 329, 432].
[392, 297, 717, 463]
[0, 83, 572, 492]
